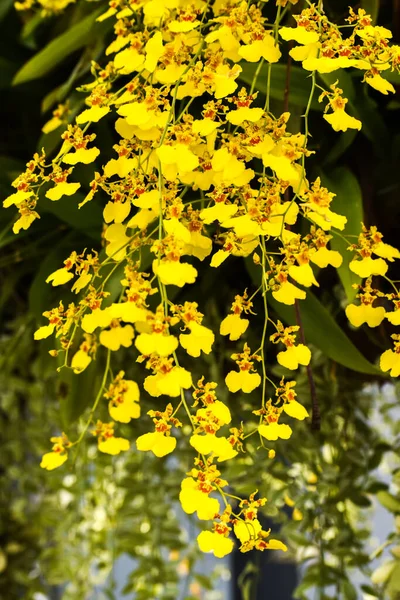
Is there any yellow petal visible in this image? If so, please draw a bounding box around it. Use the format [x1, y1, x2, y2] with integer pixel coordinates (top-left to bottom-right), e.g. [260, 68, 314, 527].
[197, 531, 234, 558]
[258, 423, 292, 440]
[283, 400, 309, 420]
[179, 323, 214, 357]
[76, 106, 110, 124]
[154, 260, 198, 287]
[40, 451, 68, 471]
[98, 437, 130, 455]
[234, 519, 262, 543]
[135, 332, 178, 357]
[200, 203, 238, 224]
[365, 74, 395, 95]
[46, 182, 81, 201]
[226, 107, 264, 126]
[279, 27, 319, 45]
[288, 263, 319, 288]
[103, 201, 131, 224]
[100, 325, 134, 351]
[109, 400, 140, 423]
[310, 247, 342, 269]
[63, 147, 100, 165]
[34, 324, 55, 340]
[277, 344, 311, 370]
[272, 282, 306, 305]
[380, 349, 400, 377]
[220, 314, 249, 341]
[46, 268, 74, 286]
[225, 371, 261, 393]
[267, 539, 288, 551]
[71, 350, 92, 374]
[346, 304, 386, 328]
[387, 310, 400, 326]
[324, 110, 362, 132]
[81, 307, 113, 333]
[349, 257, 388, 277]
[144, 31, 164, 73]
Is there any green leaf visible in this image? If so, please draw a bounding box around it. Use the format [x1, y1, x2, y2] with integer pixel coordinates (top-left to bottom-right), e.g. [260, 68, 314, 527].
[319, 167, 363, 302]
[377, 491, 400, 514]
[387, 563, 400, 595]
[267, 289, 381, 375]
[239, 63, 323, 111]
[12, 8, 105, 85]
[361, 0, 380, 23]
[323, 129, 358, 166]
[342, 580, 357, 600]
[0, 57, 18, 90]
[40, 192, 102, 241]
[0, 0, 14, 22]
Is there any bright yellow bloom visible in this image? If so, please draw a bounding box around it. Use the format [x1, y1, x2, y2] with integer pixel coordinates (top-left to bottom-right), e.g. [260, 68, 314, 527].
[226, 107, 264, 126]
[40, 433, 70, 470]
[136, 431, 176, 457]
[179, 477, 220, 520]
[283, 400, 309, 420]
[183, 230, 213, 261]
[349, 257, 388, 278]
[76, 106, 110, 125]
[103, 200, 131, 224]
[153, 259, 198, 287]
[310, 247, 342, 269]
[200, 203, 238, 224]
[40, 452, 68, 470]
[279, 27, 319, 45]
[104, 223, 130, 261]
[258, 423, 292, 441]
[144, 367, 192, 397]
[3, 190, 33, 208]
[98, 437, 130, 455]
[34, 324, 55, 340]
[387, 310, 400, 326]
[190, 434, 237, 462]
[272, 282, 306, 305]
[277, 344, 311, 370]
[197, 530, 234, 558]
[324, 110, 362, 132]
[135, 332, 178, 357]
[63, 147, 100, 165]
[346, 304, 386, 328]
[144, 31, 164, 73]
[179, 322, 215, 357]
[156, 144, 199, 177]
[46, 181, 81, 201]
[239, 35, 281, 63]
[81, 307, 113, 333]
[225, 370, 261, 394]
[71, 349, 92, 374]
[288, 263, 319, 288]
[365, 74, 395, 95]
[107, 378, 140, 423]
[220, 314, 249, 341]
[380, 349, 400, 377]
[99, 323, 134, 351]
[46, 267, 74, 286]
[302, 57, 359, 73]
[234, 519, 262, 543]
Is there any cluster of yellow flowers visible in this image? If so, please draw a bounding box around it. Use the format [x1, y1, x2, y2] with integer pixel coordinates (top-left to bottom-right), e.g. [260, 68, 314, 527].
[5, 0, 400, 558]
[15, 0, 76, 14]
